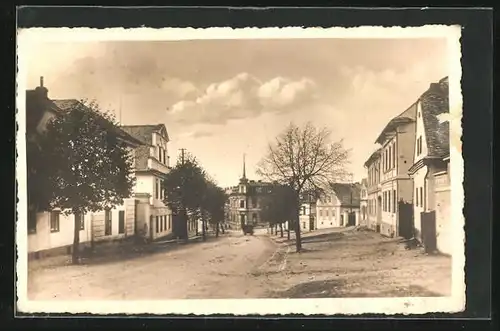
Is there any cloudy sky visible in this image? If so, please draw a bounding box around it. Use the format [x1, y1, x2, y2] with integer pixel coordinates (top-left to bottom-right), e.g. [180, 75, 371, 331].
[25, 37, 449, 187]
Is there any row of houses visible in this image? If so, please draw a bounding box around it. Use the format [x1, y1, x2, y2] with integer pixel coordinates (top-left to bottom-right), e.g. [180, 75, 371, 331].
[223, 156, 363, 232]
[361, 76, 451, 255]
[26, 78, 198, 259]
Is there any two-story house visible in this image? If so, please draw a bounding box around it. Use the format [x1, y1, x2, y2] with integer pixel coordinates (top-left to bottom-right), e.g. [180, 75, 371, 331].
[371, 101, 418, 238]
[364, 148, 382, 231]
[408, 77, 451, 254]
[315, 183, 361, 229]
[26, 78, 144, 259]
[120, 124, 173, 241]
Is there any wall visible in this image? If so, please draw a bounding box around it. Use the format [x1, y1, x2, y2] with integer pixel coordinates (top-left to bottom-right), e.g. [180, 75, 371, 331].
[398, 121, 418, 176]
[381, 136, 397, 183]
[28, 210, 92, 254]
[92, 201, 135, 242]
[434, 172, 451, 255]
[412, 166, 427, 241]
[412, 101, 429, 166]
[380, 181, 398, 237]
[135, 173, 154, 195]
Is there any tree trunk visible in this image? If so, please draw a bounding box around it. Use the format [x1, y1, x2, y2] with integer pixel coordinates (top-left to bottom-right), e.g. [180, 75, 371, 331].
[72, 214, 80, 265]
[287, 221, 291, 240]
[216, 222, 220, 238]
[202, 214, 206, 241]
[294, 213, 302, 252]
[279, 223, 284, 237]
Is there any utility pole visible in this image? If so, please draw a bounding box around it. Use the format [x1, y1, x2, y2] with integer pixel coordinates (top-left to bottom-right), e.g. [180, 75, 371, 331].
[180, 148, 186, 165]
[179, 148, 187, 240]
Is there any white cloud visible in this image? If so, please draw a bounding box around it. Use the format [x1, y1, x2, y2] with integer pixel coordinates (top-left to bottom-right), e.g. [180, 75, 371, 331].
[167, 73, 318, 125]
[161, 78, 198, 98]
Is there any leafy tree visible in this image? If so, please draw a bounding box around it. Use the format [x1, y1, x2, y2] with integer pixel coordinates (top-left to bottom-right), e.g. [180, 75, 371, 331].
[202, 179, 228, 238]
[35, 100, 135, 264]
[162, 153, 207, 240]
[257, 121, 351, 252]
[260, 183, 296, 238]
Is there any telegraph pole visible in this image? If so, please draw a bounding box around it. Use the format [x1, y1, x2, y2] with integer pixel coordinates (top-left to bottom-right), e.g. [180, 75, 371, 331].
[179, 148, 187, 240]
[180, 148, 186, 165]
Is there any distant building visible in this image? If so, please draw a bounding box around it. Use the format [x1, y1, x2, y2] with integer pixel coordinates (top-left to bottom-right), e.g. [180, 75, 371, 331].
[315, 183, 361, 229]
[299, 191, 317, 232]
[364, 148, 382, 231]
[359, 178, 368, 226]
[226, 155, 273, 229]
[408, 77, 451, 254]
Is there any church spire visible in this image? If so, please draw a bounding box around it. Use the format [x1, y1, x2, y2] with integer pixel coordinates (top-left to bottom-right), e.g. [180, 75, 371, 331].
[242, 153, 246, 179]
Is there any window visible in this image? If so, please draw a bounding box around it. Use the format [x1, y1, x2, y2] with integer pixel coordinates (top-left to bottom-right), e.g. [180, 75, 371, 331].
[50, 210, 60, 232]
[320, 209, 323, 217]
[168, 215, 171, 229]
[155, 179, 160, 199]
[240, 200, 245, 208]
[392, 143, 396, 168]
[388, 146, 392, 170]
[302, 206, 306, 215]
[393, 189, 397, 213]
[420, 187, 424, 209]
[76, 213, 85, 230]
[105, 209, 112, 235]
[118, 210, 125, 234]
[415, 188, 419, 207]
[388, 191, 391, 213]
[417, 136, 423, 155]
[332, 209, 336, 217]
[163, 150, 166, 165]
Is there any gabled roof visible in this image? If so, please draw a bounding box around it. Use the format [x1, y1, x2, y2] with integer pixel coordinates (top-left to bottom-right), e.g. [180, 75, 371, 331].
[419, 77, 450, 158]
[364, 148, 382, 168]
[330, 183, 361, 207]
[120, 124, 169, 145]
[375, 102, 418, 145]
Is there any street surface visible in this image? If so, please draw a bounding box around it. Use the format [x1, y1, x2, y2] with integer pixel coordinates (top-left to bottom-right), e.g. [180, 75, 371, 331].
[28, 228, 276, 300]
[28, 227, 451, 300]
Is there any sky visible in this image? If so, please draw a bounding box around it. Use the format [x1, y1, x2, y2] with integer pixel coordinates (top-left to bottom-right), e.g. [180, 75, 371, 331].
[25, 37, 449, 188]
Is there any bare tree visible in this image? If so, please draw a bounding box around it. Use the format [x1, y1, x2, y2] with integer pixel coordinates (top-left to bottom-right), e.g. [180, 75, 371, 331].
[256, 121, 351, 252]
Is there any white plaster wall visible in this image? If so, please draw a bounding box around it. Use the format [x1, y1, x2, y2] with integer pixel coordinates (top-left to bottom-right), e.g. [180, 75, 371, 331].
[28, 210, 91, 253]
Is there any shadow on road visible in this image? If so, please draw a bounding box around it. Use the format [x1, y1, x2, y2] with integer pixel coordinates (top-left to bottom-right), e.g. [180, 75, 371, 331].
[294, 232, 346, 245]
[270, 278, 444, 298]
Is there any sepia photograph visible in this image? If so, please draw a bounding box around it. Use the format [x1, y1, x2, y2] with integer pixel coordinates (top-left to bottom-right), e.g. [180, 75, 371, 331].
[16, 26, 464, 315]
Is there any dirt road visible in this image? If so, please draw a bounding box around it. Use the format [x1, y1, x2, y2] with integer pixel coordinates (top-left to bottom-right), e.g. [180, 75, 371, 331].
[28, 230, 277, 300]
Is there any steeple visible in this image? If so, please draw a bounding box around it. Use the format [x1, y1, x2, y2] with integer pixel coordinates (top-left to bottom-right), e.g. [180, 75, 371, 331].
[242, 153, 246, 179]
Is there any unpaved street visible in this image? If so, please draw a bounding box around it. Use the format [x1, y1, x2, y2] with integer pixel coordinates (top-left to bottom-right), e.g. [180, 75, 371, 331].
[28, 230, 277, 300]
[28, 227, 452, 300]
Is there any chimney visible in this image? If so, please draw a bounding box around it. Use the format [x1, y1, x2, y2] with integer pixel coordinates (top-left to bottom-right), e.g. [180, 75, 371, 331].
[34, 76, 49, 100]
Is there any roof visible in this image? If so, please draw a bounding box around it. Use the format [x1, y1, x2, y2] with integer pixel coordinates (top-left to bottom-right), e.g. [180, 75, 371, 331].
[330, 183, 361, 207]
[120, 124, 170, 145]
[364, 148, 382, 167]
[375, 102, 418, 144]
[419, 77, 450, 158]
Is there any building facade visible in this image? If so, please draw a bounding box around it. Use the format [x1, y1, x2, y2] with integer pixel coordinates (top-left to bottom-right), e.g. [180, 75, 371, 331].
[26, 78, 146, 258]
[359, 178, 368, 226]
[372, 102, 417, 238]
[226, 157, 272, 229]
[364, 149, 382, 231]
[408, 77, 451, 254]
[315, 183, 361, 229]
[120, 124, 173, 241]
